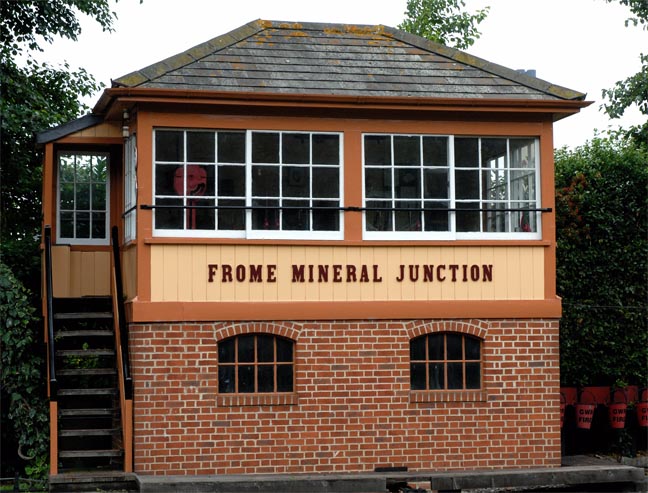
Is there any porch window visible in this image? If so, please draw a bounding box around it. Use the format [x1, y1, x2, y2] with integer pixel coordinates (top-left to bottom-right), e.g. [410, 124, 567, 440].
[153, 129, 342, 239]
[363, 135, 539, 239]
[124, 135, 137, 242]
[57, 152, 109, 245]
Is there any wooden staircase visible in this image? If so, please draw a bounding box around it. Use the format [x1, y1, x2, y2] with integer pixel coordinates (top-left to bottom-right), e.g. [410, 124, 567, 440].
[53, 296, 124, 472]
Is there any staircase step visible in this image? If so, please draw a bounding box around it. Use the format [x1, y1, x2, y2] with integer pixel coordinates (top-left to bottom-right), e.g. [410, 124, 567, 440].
[55, 329, 114, 338]
[57, 349, 115, 357]
[59, 449, 123, 458]
[58, 368, 117, 376]
[54, 311, 113, 320]
[59, 428, 118, 437]
[59, 408, 115, 417]
[58, 388, 117, 397]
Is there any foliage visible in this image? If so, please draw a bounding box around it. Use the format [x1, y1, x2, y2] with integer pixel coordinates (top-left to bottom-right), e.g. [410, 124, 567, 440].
[398, 0, 489, 49]
[601, 0, 648, 144]
[0, 262, 48, 481]
[555, 136, 648, 387]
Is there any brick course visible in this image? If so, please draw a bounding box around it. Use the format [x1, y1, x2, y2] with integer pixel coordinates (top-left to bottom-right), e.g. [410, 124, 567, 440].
[130, 319, 560, 475]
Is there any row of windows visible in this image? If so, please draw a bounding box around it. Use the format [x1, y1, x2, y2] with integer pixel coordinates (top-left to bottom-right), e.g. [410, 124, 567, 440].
[55, 130, 541, 244]
[217, 333, 482, 394]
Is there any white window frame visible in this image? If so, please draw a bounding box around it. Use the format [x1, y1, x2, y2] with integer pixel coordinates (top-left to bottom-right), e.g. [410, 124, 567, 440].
[56, 151, 110, 246]
[362, 134, 542, 240]
[152, 129, 344, 240]
[124, 135, 137, 243]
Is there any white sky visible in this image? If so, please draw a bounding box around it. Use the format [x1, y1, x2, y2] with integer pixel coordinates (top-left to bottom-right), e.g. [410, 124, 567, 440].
[42, 0, 646, 149]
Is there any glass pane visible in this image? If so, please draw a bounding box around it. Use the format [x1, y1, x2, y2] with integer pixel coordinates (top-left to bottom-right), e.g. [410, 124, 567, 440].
[277, 365, 293, 392]
[510, 138, 536, 168]
[60, 211, 74, 238]
[282, 167, 309, 197]
[364, 135, 391, 166]
[312, 134, 339, 165]
[465, 337, 481, 360]
[190, 199, 215, 230]
[252, 132, 279, 163]
[447, 363, 463, 389]
[156, 165, 180, 196]
[466, 362, 481, 389]
[218, 199, 245, 230]
[218, 366, 235, 393]
[91, 184, 106, 210]
[258, 365, 274, 392]
[257, 335, 274, 362]
[410, 337, 426, 361]
[365, 201, 392, 231]
[218, 166, 245, 197]
[394, 202, 421, 231]
[75, 212, 90, 238]
[91, 212, 105, 239]
[156, 130, 184, 161]
[313, 201, 339, 231]
[446, 333, 463, 360]
[187, 131, 215, 163]
[238, 335, 255, 362]
[252, 199, 279, 230]
[155, 198, 183, 230]
[76, 184, 90, 210]
[427, 333, 444, 360]
[394, 168, 420, 199]
[365, 169, 392, 198]
[510, 170, 536, 201]
[252, 166, 279, 197]
[455, 170, 479, 200]
[276, 338, 293, 362]
[483, 202, 508, 233]
[423, 136, 448, 166]
[282, 133, 310, 164]
[219, 338, 235, 363]
[394, 136, 420, 166]
[60, 183, 74, 210]
[238, 365, 255, 393]
[59, 155, 75, 182]
[282, 200, 309, 231]
[424, 203, 449, 232]
[424, 169, 448, 199]
[513, 203, 537, 233]
[481, 138, 507, 168]
[185, 165, 210, 197]
[312, 168, 339, 198]
[456, 202, 480, 232]
[218, 132, 246, 163]
[76, 155, 91, 182]
[454, 137, 479, 167]
[410, 363, 426, 390]
[483, 169, 508, 201]
[92, 156, 108, 182]
[430, 362, 444, 390]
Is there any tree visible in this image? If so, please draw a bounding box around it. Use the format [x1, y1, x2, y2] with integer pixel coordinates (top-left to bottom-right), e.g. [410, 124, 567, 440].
[601, 0, 648, 143]
[555, 136, 648, 387]
[0, 0, 133, 481]
[398, 0, 489, 49]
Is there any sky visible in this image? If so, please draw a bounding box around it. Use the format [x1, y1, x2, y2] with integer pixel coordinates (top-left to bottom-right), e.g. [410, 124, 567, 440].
[41, 0, 646, 149]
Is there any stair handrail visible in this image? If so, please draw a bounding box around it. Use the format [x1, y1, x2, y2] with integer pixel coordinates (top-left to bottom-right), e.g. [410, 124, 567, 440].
[111, 226, 132, 399]
[44, 225, 57, 399]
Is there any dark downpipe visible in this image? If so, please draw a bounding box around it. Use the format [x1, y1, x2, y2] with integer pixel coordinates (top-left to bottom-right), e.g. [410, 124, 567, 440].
[44, 226, 57, 399]
[111, 226, 133, 399]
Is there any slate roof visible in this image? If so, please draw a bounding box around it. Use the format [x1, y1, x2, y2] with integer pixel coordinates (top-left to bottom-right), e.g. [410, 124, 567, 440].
[112, 20, 585, 101]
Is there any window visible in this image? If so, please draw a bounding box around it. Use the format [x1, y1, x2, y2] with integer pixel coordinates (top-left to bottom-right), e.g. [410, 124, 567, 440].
[410, 333, 482, 390]
[218, 334, 294, 394]
[363, 134, 539, 239]
[124, 135, 137, 242]
[57, 152, 109, 245]
[153, 129, 343, 239]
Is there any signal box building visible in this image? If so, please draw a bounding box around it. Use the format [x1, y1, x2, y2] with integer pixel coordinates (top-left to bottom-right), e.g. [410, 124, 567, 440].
[39, 20, 589, 484]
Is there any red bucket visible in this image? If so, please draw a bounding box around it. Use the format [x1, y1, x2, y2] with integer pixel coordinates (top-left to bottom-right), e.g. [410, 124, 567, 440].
[608, 389, 627, 429]
[575, 390, 596, 429]
[638, 388, 648, 428]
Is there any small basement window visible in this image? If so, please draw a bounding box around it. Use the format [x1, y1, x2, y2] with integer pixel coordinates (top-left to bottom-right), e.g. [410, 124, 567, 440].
[218, 334, 294, 394]
[410, 332, 482, 390]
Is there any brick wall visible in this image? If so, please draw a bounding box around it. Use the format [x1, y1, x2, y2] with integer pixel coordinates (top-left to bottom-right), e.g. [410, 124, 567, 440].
[129, 318, 560, 475]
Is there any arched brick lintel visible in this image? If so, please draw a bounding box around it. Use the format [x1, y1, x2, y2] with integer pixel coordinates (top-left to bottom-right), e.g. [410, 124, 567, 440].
[405, 319, 488, 340]
[214, 322, 303, 342]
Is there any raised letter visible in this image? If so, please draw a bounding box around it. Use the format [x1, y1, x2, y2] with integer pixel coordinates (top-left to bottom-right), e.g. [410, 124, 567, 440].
[346, 265, 357, 282]
[292, 265, 306, 283]
[409, 265, 419, 282]
[221, 264, 233, 283]
[470, 265, 480, 281]
[267, 265, 277, 283]
[318, 265, 329, 283]
[373, 265, 383, 282]
[236, 264, 246, 282]
[423, 265, 434, 282]
[396, 265, 405, 282]
[359, 265, 370, 283]
[437, 265, 446, 282]
[482, 264, 493, 282]
[208, 264, 218, 282]
[333, 264, 343, 283]
[249, 265, 262, 283]
[449, 264, 459, 282]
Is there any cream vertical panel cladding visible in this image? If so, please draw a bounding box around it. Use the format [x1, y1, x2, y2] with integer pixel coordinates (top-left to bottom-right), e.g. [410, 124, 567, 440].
[149, 245, 545, 302]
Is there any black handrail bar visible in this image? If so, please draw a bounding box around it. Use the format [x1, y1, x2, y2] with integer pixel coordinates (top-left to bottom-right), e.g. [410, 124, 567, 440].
[44, 226, 57, 399]
[111, 226, 133, 399]
[140, 204, 552, 213]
